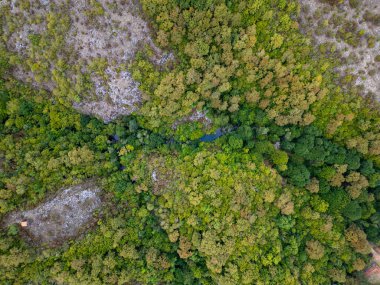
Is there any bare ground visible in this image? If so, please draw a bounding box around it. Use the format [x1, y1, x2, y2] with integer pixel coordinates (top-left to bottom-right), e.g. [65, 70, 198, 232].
[1, 0, 173, 122]
[365, 246, 380, 284]
[298, 0, 380, 102]
[2, 181, 102, 247]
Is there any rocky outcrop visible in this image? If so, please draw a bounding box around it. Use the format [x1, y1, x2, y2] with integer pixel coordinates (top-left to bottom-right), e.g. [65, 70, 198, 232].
[298, 0, 380, 102]
[1, 0, 173, 122]
[3, 181, 102, 247]
[365, 246, 380, 284]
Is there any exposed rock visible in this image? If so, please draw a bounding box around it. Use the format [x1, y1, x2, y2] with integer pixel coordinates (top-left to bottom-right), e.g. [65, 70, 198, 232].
[3, 182, 102, 247]
[365, 264, 380, 284]
[1, 0, 173, 122]
[172, 109, 212, 130]
[298, 0, 380, 102]
[73, 69, 142, 122]
[363, 246, 380, 284]
[374, 246, 380, 265]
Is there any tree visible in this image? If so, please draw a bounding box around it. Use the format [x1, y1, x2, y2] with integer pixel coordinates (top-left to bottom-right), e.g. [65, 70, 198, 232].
[67, 146, 94, 166]
[322, 188, 350, 213]
[342, 201, 362, 221]
[306, 240, 325, 260]
[270, 149, 288, 171]
[345, 224, 371, 254]
[285, 163, 310, 187]
[228, 135, 243, 149]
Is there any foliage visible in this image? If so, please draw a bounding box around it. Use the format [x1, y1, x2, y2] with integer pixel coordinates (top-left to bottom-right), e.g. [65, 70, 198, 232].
[1, 0, 380, 284]
[127, 146, 372, 284]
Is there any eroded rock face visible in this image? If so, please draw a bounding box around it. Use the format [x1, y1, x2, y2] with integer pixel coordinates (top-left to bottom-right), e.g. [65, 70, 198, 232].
[4, 182, 102, 246]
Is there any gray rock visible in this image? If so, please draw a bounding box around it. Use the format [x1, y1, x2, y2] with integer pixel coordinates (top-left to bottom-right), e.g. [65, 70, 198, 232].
[3, 182, 102, 247]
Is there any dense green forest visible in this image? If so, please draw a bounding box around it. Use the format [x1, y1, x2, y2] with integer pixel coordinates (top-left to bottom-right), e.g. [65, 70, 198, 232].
[0, 0, 379, 284]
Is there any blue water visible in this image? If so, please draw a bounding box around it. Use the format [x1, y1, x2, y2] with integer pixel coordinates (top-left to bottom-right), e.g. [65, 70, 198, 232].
[199, 128, 224, 142]
[111, 135, 119, 142]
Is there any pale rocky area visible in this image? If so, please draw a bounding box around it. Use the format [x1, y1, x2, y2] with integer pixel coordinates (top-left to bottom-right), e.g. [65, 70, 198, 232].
[3, 182, 102, 247]
[0, 0, 173, 122]
[171, 109, 212, 130]
[365, 246, 380, 284]
[73, 68, 142, 123]
[298, 0, 380, 102]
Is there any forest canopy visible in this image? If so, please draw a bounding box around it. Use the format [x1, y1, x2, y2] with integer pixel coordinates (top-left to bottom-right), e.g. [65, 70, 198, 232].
[0, 0, 379, 284]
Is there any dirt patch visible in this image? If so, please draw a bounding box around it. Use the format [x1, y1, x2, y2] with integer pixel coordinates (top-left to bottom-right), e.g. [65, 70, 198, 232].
[3, 182, 102, 247]
[298, 0, 380, 102]
[1, 0, 173, 122]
